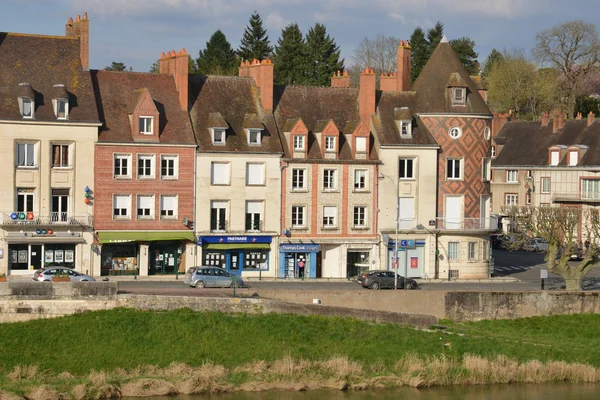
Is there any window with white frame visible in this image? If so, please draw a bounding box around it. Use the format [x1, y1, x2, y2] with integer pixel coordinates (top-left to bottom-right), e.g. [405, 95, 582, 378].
[137, 195, 154, 219]
[245, 200, 263, 232]
[452, 88, 466, 105]
[248, 129, 261, 145]
[323, 206, 337, 227]
[355, 137, 367, 153]
[291, 205, 306, 227]
[211, 201, 228, 231]
[449, 126, 462, 139]
[137, 155, 155, 178]
[323, 169, 337, 190]
[550, 151, 559, 166]
[482, 158, 491, 181]
[582, 179, 600, 200]
[541, 177, 551, 193]
[211, 162, 230, 185]
[448, 241, 460, 261]
[491, 146, 496, 158]
[212, 128, 226, 145]
[353, 206, 366, 227]
[246, 163, 265, 185]
[293, 135, 305, 151]
[526, 192, 532, 205]
[51, 144, 70, 168]
[400, 121, 411, 137]
[161, 155, 178, 179]
[325, 136, 336, 152]
[16, 143, 35, 167]
[113, 195, 130, 218]
[139, 117, 153, 135]
[468, 242, 477, 261]
[446, 158, 462, 179]
[19, 96, 34, 119]
[55, 99, 68, 120]
[399, 158, 414, 179]
[569, 150, 578, 166]
[506, 170, 518, 183]
[292, 168, 306, 190]
[505, 194, 518, 207]
[160, 195, 177, 218]
[114, 154, 131, 178]
[17, 189, 34, 212]
[354, 169, 367, 190]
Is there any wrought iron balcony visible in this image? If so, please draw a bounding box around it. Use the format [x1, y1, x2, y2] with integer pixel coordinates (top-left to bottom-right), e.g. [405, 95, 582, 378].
[210, 220, 228, 233]
[245, 220, 263, 233]
[1, 212, 94, 227]
[436, 217, 498, 231]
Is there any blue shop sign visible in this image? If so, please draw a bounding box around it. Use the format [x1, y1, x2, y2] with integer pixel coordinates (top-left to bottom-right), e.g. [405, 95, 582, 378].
[199, 236, 272, 244]
[280, 244, 321, 252]
[388, 240, 425, 248]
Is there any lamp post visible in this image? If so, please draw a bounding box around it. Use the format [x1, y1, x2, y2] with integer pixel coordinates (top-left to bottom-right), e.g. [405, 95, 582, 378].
[395, 193, 399, 290]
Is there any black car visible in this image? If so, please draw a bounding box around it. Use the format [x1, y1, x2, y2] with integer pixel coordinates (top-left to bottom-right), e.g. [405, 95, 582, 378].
[357, 270, 418, 290]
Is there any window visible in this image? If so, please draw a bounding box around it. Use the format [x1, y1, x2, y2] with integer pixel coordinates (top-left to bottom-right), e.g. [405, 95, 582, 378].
[448, 242, 460, 261]
[113, 195, 130, 218]
[356, 137, 367, 153]
[56, 99, 68, 120]
[212, 128, 226, 145]
[161, 155, 178, 179]
[550, 151, 559, 166]
[137, 195, 154, 219]
[293, 135, 305, 151]
[582, 179, 600, 200]
[353, 206, 366, 227]
[446, 158, 462, 180]
[491, 146, 496, 158]
[211, 162, 230, 185]
[292, 168, 306, 190]
[16, 143, 35, 167]
[323, 206, 337, 227]
[248, 129, 261, 145]
[51, 144, 70, 168]
[51, 189, 69, 222]
[506, 170, 518, 183]
[291, 206, 305, 227]
[569, 150, 578, 166]
[354, 169, 367, 190]
[468, 242, 477, 261]
[526, 192, 532, 205]
[399, 158, 414, 179]
[449, 126, 462, 139]
[452, 88, 466, 105]
[323, 169, 337, 190]
[541, 177, 551, 194]
[139, 117, 153, 134]
[505, 194, 518, 207]
[17, 189, 34, 212]
[21, 98, 34, 119]
[325, 136, 336, 152]
[400, 121, 411, 137]
[114, 154, 131, 178]
[246, 163, 265, 185]
[210, 201, 228, 231]
[160, 195, 177, 218]
[484, 127, 491, 140]
[482, 158, 491, 181]
[137, 155, 154, 178]
[245, 201, 263, 232]
[526, 170, 533, 180]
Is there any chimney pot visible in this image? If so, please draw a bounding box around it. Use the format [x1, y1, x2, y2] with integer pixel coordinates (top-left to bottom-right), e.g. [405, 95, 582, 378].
[76, 14, 80, 22]
[576, 112, 582, 120]
[589, 112, 595, 127]
[68, 17, 73, 23]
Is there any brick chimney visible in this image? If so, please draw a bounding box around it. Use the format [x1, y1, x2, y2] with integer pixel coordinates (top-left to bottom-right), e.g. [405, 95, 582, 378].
[380, 72, 397, 92]
[576, 112, 583, 120]
[159, 49, 188, 111]
[330, 70, 350, 88]
[359, 67, 376, 128]
[589, 111, 596, 127]
[553, 111, 565, 133]
[492, 112, 511, 137]
[65, 12, 89, 69]
[239, 59, 273, 111]
[397, 40, 411, 91]
[540, 111, 550, 127]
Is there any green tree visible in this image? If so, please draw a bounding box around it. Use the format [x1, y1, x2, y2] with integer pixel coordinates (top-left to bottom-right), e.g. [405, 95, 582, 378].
[196, 30, 238, 75]
[450, 37, 479, 75]
[426, 22, 444, 55]
[238, 11, 273, 61]
[149, 60, 159, 73]
[482, 48, 504, 77]
[104, 62, 126, 71]
[409, 27, 428, 82]
[303, 23, 344, 86]
[273, 23, 307, 85]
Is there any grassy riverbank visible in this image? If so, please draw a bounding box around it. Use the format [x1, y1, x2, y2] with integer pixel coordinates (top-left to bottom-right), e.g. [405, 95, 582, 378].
[0, 309, 599, 398]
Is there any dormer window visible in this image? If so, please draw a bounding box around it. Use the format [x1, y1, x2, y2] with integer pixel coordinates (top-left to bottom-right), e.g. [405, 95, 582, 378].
[52, 84, 69, 120]
[18, 82, 35, 119]
[293, 135, 305, 151]
[139, 117, 153, 135]
[212, 128, 226, 145]
[248, 129, 262, 145]
[569, 150, 578, 166]
[452, 88, 466, 105]
[325, 136, 336, 152]
[550, 150, 559, 166]
[356, 137, 367, 153]
[399, 121, 412, 137]
[56, 99, 68, 119]
[22, 98, 34, 118]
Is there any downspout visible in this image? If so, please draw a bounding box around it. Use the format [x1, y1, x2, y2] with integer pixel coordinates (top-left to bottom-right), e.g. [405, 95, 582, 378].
[375, 163, 382, 268]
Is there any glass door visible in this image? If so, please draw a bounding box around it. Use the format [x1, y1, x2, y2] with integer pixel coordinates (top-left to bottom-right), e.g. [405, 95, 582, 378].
[229, 251, 243, 276]
[52, 189, 69, 223]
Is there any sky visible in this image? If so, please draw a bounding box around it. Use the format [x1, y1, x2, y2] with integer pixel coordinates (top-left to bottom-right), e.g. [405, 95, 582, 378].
[3, 0, 600, 73]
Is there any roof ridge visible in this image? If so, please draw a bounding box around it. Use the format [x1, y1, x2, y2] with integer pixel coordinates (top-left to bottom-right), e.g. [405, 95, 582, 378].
[6, 32, 77, 40]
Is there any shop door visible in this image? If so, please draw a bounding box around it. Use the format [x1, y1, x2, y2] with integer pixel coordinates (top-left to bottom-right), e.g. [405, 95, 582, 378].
[31, 245, 42, 271]
[229, 251, 243, 276]
[152, 248, 177, 274]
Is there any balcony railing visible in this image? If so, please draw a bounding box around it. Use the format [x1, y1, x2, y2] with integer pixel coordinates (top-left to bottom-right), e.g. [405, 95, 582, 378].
[245, 220, 263, 233]
[436, 217, 498, 231]
[1, 212, 93, 227]
[210, 220, 228, 233]
[552, 192, 600, 203]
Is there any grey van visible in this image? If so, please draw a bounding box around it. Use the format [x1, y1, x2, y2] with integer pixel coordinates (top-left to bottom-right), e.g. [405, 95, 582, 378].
[184, 266, 244, 288]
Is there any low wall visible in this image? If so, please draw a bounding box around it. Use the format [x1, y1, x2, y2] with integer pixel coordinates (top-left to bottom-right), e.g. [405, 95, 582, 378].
[0, 282, 119, 298]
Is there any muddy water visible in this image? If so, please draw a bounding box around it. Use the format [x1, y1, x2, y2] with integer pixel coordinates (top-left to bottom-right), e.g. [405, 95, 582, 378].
[126, 382, 600, 400]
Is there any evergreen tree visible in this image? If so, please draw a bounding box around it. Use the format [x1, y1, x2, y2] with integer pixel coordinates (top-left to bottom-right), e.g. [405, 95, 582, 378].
[409, 27, 428, 82]
[238, 11, 273, 61]
[426, 22, 444, 55]
[104, 62, 126, 71]
[482, 48, 504, 77]
[149, 60, 160, 73]
[273, 24, 307, 85]
[196, 30, 238, 75]
[304, 23, 344, 86]
[450, 37, 480, 75]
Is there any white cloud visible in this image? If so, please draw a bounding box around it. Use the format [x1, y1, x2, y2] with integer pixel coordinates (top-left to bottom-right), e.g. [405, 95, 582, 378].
[265, 12, 289, 30]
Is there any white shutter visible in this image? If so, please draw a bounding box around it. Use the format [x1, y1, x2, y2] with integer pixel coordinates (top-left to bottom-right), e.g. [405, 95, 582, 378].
[115, 195, 129, 209]
[161, 195, 177, 213]
[569, 151, 578, 166]
[246, 201, 263, 214]
[356, 137, 366, 152]
[212, 201, 228, 209]
[323, 206, 336, 217]
[138, 196, 153, 209]
[551, 151, 559, 166]
[247, 163, 264, 185]
[211, 163, 229, 184]
[398, 197, 414, 229]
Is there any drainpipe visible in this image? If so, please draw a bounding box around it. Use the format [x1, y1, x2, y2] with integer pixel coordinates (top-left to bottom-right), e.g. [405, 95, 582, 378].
[279, 161, 287, 279]
[375, 163, 382, 268]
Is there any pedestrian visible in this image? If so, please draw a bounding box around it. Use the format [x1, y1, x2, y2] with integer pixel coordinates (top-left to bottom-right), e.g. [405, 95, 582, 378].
[298, 260, 305, 278]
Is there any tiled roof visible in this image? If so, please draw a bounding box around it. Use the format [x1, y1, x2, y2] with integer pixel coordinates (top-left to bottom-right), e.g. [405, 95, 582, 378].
[91, 70, 196, 144]
[0, 33, 98, 122]
[189, 75, 282, 153]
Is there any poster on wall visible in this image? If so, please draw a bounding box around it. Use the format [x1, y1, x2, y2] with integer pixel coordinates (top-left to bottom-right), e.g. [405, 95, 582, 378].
[10, 250, 18, 263]
[65, 250, 74, 263]
[18, 250, 28, 263]
[410, 257, 418, 269]
[54, 250, 64, 263]
[44, 251, 54, 263]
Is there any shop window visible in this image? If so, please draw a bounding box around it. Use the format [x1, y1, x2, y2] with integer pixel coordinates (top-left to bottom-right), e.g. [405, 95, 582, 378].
[17, 188, 35, 212]
[102, 244, 138, 276]
[137, 155, 155, 179]
[44, 244, 76, 268]
[51, 144, 70, 168]
[245, 200, 263, 232]
[16, 143, 36, 167]
[160, 195, 177, 219]
[161, 155, 178, 179]
[245, 250, 269, 270]
[211, 201, 228, 231]
[347, 251, 370, 278]
[203, 250, 227, 268]
[246, 163, 265, 185]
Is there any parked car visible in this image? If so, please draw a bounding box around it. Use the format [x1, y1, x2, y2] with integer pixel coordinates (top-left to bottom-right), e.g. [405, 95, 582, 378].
[524, 238, 549, 252]
[356, 270, 418, 290]
[33, 267, 96, 282]
[184, 266, 244, 288]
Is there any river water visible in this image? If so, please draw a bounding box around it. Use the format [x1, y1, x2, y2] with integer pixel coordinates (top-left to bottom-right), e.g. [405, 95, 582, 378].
[124, 383, 600, 400]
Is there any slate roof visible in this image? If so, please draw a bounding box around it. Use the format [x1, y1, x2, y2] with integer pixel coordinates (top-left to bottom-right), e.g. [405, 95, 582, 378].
[91, 70, 195, 144]
[189, 75, 282, 153]
[0, 33, 98, 122]
[493, 119, 600, 167]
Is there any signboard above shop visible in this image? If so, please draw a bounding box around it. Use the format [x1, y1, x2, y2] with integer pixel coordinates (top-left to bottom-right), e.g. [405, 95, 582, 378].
[199, 236, 272, 244]
[280, 244, 321, 252]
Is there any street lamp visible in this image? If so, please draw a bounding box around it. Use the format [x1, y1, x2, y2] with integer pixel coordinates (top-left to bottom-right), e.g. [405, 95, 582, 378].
[395, 193, 399, 290]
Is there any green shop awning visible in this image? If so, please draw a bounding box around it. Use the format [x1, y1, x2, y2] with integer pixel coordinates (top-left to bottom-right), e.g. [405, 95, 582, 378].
[98, 231, 196, 244]
[204, 243, 270, 250]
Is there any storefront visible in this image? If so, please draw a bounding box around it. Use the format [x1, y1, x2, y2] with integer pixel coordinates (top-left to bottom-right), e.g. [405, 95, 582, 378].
[386, 237, 426, 278]
[100, 243, 138, 276]
[279, 244, 320, 279]
[8, 242, 77, 271]
[198, 235, 272, 276]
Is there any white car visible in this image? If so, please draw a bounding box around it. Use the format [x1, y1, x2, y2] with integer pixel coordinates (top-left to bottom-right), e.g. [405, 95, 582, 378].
[524, 238, 548, 252]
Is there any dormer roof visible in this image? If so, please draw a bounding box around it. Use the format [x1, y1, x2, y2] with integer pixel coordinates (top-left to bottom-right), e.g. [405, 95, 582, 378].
[242, 113, 263, 130]
[394, 107, 412, 121]
[208, 112, 228, 128]
[17, 82, 35, 98]
[51, 84, 69, 100]
[447, 72, 468, 87]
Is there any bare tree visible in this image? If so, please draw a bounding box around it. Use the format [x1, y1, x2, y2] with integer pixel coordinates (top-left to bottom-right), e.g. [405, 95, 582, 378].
[352, 34, 399, 78]
[504, 206, 600, 291]
[533, 20, 600, 118]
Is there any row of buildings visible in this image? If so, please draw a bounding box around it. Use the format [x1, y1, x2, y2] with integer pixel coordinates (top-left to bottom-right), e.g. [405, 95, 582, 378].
[4, 13, 592, 280]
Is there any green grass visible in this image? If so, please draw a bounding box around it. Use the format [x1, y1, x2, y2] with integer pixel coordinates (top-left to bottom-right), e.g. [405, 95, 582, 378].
[1, 309, 600, 376]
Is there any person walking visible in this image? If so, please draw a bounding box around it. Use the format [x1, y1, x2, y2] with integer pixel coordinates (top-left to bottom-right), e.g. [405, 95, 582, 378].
[298, 260, 305, 278]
